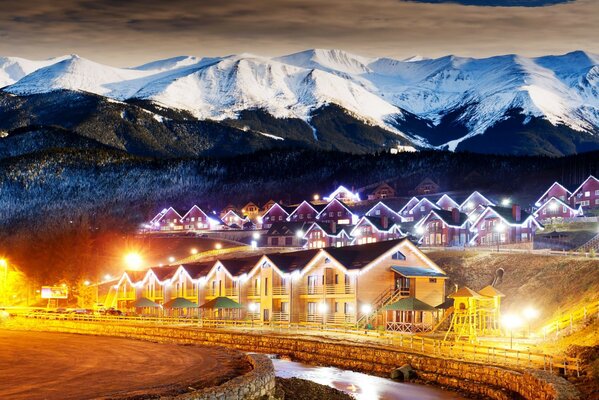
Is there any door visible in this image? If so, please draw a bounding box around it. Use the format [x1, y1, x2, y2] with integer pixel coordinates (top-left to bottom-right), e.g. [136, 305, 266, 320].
[263, 308, 270, 322]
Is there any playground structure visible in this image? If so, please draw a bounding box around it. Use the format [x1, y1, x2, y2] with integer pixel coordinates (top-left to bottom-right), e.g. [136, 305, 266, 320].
[442, 285, 505, 342]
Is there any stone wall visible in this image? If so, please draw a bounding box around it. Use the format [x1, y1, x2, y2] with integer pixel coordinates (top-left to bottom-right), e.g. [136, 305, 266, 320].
[2, 318, 580, 400]
[171, 354, 276, 400]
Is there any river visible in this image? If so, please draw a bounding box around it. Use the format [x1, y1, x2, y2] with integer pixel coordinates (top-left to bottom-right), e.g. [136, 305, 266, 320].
[271, 357, 465, 400]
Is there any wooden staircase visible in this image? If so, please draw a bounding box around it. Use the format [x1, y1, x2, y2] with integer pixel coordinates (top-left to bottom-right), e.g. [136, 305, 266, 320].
[577, 232, 599, 252]
[356, 286, 404, 329]
[431, 306, 454, 333]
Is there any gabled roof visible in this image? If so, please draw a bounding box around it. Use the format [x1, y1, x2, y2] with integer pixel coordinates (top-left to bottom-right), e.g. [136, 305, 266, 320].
[182, 262, 215, 279]
[436, 194, 459, 209]
[460, 191, 495, 209]
[478, 285, 505, 298]
[533, 197, 582, 217]
[287, 200, 322, 219]
[418, 209, 469, 228]
[365, 201, 401, 219]
[323, 239, 406, 270]
[317, 198, 356, 218]
[304, 222, 351, 237]
[398, 197, 420, 214]
[569, 175, 599, 199]
[534, 182, 572, 207]
[385, 297, 436, 311]
[222, 209, 245, 220]
[448, 287, 483, 299]
[351, 216, 397, 234]
[263, 202, 292, 218]
[264, 249, 321, 274]
[266, 221, 308, 236]
[408, 198, 440, 214]
[156, 207, 182, 222]
[323, 185, 360, 202]
[180, 205, 208, 221]
[390, 266, 447, 278]
[151, 266, 179, 282]
[218, 256, 262, 277]
[470, 206, 542, 230]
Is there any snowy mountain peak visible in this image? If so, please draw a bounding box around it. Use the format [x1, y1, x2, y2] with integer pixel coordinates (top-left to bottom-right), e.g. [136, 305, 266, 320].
[1, 49, 598, 153]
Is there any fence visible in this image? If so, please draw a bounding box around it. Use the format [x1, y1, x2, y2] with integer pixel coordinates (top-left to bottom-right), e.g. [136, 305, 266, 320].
[13, 313, 582, 376]
[540, 301, 599, 337]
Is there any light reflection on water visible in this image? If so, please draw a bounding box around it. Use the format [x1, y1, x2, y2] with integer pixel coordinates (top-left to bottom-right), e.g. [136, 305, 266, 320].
[271, 358, 465, 400]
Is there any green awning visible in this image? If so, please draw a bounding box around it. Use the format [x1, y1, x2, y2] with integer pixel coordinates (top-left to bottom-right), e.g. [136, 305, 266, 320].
[199, 296, 242, 309]
[163, 297, 198, 308]
[132, 297, 160, 308]
[385, 297, 436, 311]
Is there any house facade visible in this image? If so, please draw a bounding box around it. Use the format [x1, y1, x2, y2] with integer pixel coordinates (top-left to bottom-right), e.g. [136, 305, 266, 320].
[398, 197, 420, 222]
[459, 191, 495, 213]
[350, 216, 404, 244]
[151, 207, 183, 231]
[303, 222, 352, 249]
[180, 205, 210, 230]
[416, 209, 470, 247]
[265, 222, 307, 247]
[534, 182, 572, 207]
[569, 175, 599, 210]
[317, 199, 357, 225]
[366, 183, 396, 200]
[261, 203, 292, 229]
[469, 205, 541, 246]
[407, 198, 440, 223]
[288, 201, 323, 223]
[436, 194, 460, 211]
[112, 239, 447, 331]
[533, 197, 583, 221]
[365, 201, 403, 224]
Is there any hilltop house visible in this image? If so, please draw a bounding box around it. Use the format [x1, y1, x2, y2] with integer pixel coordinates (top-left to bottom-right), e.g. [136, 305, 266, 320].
[303, 222, 353, 249]
[324, 185, 360, 203]
[469, 205, 542, 246]
[412, 178, 440, 195]
[350, 216, 404, 244]
[459, 191, 495, 214]
[317, 198, 358, 225]
[150, 207, 183, 231]
[416, 209, 470, 247]
[288, 201, 326, 223]
[534, 182, 572, 207]
[180, 205, 210, 230]
[365, 201, 403, 224]
[569, 175, 599, 210]
[533, 197, 583, 221]
[261, 203, 295, 229]
[436, 194, 460, 211]
[265, 221, 308, 247]
[398, 197, 420, 222]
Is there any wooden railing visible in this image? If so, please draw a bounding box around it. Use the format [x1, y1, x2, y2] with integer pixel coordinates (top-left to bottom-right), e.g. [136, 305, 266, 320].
[298, 285, 356, 295]
[271, 286, 289, 296]
[16, 314, 582, 376]
[540, 301, 599, 337]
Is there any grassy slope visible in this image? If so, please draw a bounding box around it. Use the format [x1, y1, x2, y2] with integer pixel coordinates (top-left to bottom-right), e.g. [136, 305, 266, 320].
[426, 251, 599, 325]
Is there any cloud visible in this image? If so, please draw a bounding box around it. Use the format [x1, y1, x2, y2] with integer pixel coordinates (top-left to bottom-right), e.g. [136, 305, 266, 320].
[0, 0, 595, 65]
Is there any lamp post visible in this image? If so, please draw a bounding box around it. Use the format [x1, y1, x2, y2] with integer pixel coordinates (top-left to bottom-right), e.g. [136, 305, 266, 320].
[318, 302, 328, 328]
[502, 314, 522, 349]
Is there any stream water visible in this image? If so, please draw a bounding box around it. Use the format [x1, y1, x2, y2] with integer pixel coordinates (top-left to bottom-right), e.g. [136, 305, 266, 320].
[271, 357, 466, 400]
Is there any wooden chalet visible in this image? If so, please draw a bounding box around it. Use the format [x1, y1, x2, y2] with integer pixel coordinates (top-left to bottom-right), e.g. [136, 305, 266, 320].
[533, 197, 583, 221]
[365, 201, 403, 224]
[411, 178, 440, 195]
[180, 205, 210, 230]
[534, 182, 572, 207]
[303, 222, 353, 249]
[350, 216, 404, 245]
[435, 194, 460, 211]
[398, 197, 420, 222]
[287, 201, 326, 223]
[459, 191, 495, 213]
[261, 203, 295, 229]
[317, 198, 358, 225]
[265, 221, 308, 247]
[469, 205, 542, 246]
[323, 185, 361, 203]
[416, 209, 470, 247]
[569, 175, 599, 210]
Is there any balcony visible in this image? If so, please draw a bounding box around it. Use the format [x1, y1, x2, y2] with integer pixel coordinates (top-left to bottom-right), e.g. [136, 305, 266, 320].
[299, 314, 355, 325]
[225, 287, 239, 297]
[246, 288, 261, 297]
[272, 312, 290, 322]
[298, 284, 355, 296]
[272, 286, 289, 296]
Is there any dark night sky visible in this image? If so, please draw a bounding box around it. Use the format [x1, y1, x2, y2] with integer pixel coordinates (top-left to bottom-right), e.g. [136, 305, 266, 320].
[0, 0, 596, 66]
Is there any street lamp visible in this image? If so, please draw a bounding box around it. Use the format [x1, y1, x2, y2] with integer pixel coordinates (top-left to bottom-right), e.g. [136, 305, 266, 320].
[214, 243, 222, 250]
[502, 314, 522, 349]
[252, 232, 261, 240]
[318, 302, 328, 326]
[501, 198, 511, 207]
[313, 194, 320, 201]
[360, 304, 373, 314]
[124, 252, 143, 270]
[190, 248, 198, 255]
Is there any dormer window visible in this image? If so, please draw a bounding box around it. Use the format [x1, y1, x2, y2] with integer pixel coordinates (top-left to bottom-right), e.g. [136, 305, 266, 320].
[391, 251, 406, 260]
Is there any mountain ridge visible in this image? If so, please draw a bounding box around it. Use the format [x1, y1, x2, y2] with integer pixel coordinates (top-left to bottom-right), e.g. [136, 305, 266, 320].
[1, 49, 598, 156]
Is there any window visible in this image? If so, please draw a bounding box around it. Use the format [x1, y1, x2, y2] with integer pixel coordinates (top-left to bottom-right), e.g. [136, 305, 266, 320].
[307, 213, 312, 219]
[334, 302, 339, 313]
[420, 206, 425, 212]
[391, 251, 406, 260]
[285, 237, 292, 246]
[329, 211, 334, 217]
[596, 190, 599, 196]
[585, 191, 590, 197]
[481, 223, 485, 230]
[543, 209, 547, 215]
[375, 210, 381, 215]
[337, 211, 342, 217]
[429, 278, 437, 283]
[334, 274, 339, 285]
[344, 303, 350, 315]
[563, 206, 567, 213]
[278, 216, 283, 221]
[271, 237, 279, 246]
[596, 199, 599, 205]
[264, 278, 268, 296]
[299, 213, 304, 219]
[324, 257, 331, 264]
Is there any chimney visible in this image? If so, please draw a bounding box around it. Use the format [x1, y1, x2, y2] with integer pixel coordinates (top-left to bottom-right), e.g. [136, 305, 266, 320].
[512, 204, 521, 222]
[451, 208, 460, 224]
[330, 221, 337, 234]
[381, 215, 389, 229]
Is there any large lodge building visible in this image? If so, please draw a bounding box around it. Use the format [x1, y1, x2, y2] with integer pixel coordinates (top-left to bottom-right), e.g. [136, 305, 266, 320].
[142, 175, 599, 250]
[112, 239, 447, 331]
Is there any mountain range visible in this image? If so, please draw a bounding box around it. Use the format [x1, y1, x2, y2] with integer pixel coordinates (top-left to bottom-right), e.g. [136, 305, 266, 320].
[1, 49, 598, 157]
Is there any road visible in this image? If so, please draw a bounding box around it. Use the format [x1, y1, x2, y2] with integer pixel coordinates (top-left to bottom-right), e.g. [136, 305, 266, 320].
[0, 330, 250, 400]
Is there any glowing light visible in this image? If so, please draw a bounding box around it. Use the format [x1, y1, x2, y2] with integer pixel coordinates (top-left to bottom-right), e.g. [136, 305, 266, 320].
[415, 226, 425, 235]
[313, 194, 320, 201]
[501, 314, 523, 330]
[215, 243, 222, 250]
[168, 256, 176, 263]
[360, 304, 372, 314]
[317, 302, 328, 314]
[549, 202, 558, 211]
[190, 248, 198, 255]
[248, 303, 258, 312]
[523, 307, 539, 320]
[0, 259, 7, 268]
[124, 252, 143, 270]
[252, 232, 261, 240]
[104, 274, 112, 281]
[495, 224, 505, 233]
[296, 230, 304, 238]
[251, 240, 257, 248]
[83, 280, 90, 286]
[466, 201, 474, 209]
[501, 198, 511, 206]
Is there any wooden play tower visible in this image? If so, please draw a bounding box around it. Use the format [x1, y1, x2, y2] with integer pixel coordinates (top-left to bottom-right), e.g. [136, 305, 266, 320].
[443, 285, 504, 342]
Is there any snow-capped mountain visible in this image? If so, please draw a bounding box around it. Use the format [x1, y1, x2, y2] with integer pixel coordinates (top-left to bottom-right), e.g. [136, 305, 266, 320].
[1, 49, 599, 156]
